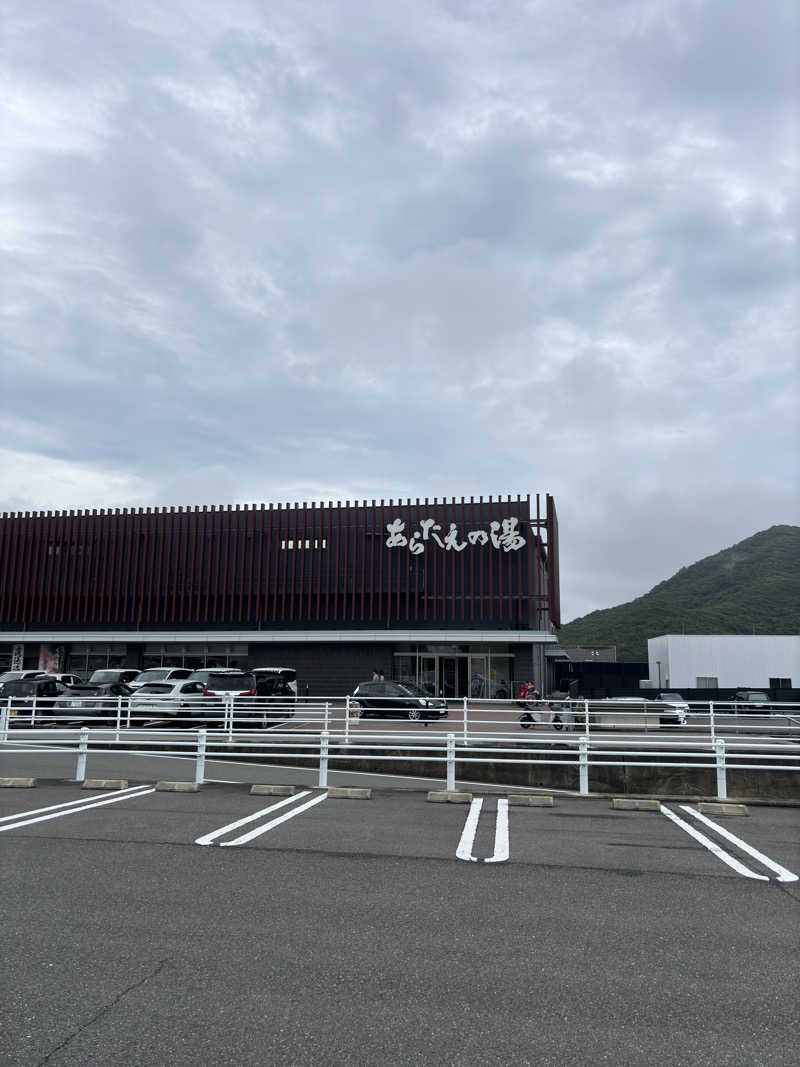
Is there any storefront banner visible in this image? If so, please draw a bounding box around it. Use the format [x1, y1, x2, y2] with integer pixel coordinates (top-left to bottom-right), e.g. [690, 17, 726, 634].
[38, 645, 64, 673]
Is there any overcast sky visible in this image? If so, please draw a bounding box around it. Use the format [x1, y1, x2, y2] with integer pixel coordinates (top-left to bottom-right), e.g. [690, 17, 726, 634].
[1, 0, 798, 622]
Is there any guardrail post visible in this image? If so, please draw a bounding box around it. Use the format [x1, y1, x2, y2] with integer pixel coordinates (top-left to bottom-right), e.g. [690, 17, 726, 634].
[0, 698, 9, 741]
[578, 736, 589, 795]
[344, 696, 351, 744]
[446, 732, 456, 792]
[115, 696, 122, 742]
[195, 728, 207, 785]
[318, 729, 329, 789]
[126, 696, 131, 729]
[463, 697, 469, 745]
[75, 726, 89, 782]
[324, 701, 330, 732]
[714, 738, 727, 800]
[31, 693, 37, 728]
[709, 702, 715, 742]
[226, 696, 234, 742]
[584, 700, 590, 736]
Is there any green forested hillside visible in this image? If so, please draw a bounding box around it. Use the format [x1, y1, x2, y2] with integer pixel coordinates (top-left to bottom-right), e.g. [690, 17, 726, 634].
[558, 525, 800, 661]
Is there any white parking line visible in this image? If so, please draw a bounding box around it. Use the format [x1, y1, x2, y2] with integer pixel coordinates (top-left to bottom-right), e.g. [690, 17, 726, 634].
[680, 806, 799, 883]
[485, 799, 509, 864]
[456, 798, 510, 864]
[0, 784, 151, 824]
[456, 798, 483, 862]
[195, 791, 312, 846]
[220, 791, 328, 847]
[0, 787, 155, 833]
[659, 805, 769, 880]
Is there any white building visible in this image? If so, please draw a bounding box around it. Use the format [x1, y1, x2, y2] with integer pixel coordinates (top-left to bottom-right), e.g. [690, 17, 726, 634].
[647, 635, 799, 690]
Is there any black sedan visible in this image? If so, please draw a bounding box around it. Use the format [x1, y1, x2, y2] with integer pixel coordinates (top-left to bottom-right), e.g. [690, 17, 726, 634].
[351, 680, 448, 721]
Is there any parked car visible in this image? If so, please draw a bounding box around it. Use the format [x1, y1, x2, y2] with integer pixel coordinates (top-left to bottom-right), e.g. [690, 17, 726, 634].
[251, 667, 298, 697]
[252, 673, 296, 722]
[45, 673, 84, 687]
[187, 668, 246, 688]
[87, 668, 141, 686]
[585, 697, 687, 729]
[129, 679, 208, 718]
[127, 667, 192, 690]
[188, 670, 257, 697]
[731, 690, 771, 713]
[351, 680, 448, 721]
[655, 692, 690, 726]
[53, 682, 134, 721]
[1, 677, 72, 723]
[0, 669, 45, 695]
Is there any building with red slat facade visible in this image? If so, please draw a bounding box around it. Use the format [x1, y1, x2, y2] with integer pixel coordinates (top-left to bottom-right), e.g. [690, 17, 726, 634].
[0, 493, 561, 696]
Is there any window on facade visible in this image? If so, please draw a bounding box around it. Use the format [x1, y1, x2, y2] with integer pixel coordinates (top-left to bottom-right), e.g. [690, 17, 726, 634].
[769, 677, 791, 689]
[696, 676, 718, 688]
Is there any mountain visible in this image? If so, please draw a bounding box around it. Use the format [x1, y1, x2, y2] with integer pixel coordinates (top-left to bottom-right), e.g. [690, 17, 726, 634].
[558, 525, 800, 661]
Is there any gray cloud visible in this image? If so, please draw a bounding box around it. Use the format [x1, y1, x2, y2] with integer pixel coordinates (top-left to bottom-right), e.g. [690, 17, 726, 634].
[1, 0, 797, 620]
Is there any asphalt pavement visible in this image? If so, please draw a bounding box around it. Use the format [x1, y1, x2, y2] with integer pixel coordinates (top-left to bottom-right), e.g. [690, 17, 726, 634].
[1, 773, 798, 1066]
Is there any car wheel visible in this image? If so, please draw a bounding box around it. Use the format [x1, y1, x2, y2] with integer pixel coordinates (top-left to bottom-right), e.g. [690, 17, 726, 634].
[519, 713, 534, 729]
[407, 708, 422, 721]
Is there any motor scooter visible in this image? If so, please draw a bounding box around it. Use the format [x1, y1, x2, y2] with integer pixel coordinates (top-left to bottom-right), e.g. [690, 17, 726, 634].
[519, 704, 568, 730]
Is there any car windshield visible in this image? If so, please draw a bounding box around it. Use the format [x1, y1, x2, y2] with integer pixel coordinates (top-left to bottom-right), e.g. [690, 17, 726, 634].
[137, 670, 169, 682]
[660, 693, 683, 701]
[745, 692, 768, 701]
[90, 671, 124, 684]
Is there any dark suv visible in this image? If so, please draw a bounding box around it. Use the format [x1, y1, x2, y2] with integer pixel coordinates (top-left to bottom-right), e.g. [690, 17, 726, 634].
[351, 680, 448, 721]
[2, 677, 72, 724]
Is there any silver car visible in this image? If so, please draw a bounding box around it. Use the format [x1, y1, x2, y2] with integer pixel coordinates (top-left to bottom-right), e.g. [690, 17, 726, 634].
[127, 667, 193, 691]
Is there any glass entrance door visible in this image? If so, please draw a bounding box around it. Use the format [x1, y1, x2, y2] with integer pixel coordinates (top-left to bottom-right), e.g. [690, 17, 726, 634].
[469, 655, 489, 698]
[440, 656, 469, 698]
[419, 655, 437, 697]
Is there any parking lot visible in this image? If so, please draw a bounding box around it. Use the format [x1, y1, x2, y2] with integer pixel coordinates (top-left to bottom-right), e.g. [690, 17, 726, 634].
[2, 769, 798, 1066]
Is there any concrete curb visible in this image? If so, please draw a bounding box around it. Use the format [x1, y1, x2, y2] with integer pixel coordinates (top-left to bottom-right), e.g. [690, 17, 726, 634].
[508, 794, 553, 806]
[699, 802, 749, 816]
[612, 798, 661, 811]
[327, 787, 371, 799]
[156, 781, 200, 792]
[0, 777, 36, 788]
[81, 779, 129, 790]
[427, 790, 472, 803]
[250, 784, 297, 796]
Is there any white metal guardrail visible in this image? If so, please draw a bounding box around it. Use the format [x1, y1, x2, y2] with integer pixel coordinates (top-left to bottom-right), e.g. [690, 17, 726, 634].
[1, 696, 799, 799]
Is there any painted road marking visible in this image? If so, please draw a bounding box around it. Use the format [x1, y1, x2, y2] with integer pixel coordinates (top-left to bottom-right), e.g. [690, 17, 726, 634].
[456, 798, 509, 864]
[195, 791, 312, 846]
[680, 805, 799, 883]
[659, 804, 769, 881]
[0, 786, 155, 833]
[219, 791, 328, 846]
[0, 785, 150, 823]
[485, 799, 509, 863]
[456, 798, 483, 862]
